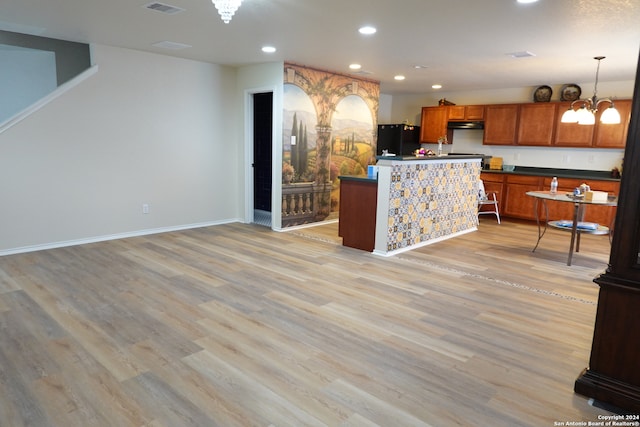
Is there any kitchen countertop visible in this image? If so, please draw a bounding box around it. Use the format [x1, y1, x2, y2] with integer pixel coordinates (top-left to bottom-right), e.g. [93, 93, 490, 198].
[481, 166, 620, 182]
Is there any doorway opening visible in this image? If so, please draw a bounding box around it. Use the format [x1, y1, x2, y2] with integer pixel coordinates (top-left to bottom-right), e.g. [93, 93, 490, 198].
[252, 91, 273, 227]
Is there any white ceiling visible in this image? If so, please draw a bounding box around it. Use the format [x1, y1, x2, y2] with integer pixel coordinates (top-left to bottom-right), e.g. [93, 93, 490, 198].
[1, 0, 639, 95]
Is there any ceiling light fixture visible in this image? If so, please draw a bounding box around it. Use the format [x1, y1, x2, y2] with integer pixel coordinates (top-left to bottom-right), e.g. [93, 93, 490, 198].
[349, 64, 362, 70]
[394, 75, 405, 81]
[212, 0, 243, 23]
[432, 84, 442, 89]
[358, 26, 377, 35]
[262, 46, 276, 53]
[561, 56, 621, 125]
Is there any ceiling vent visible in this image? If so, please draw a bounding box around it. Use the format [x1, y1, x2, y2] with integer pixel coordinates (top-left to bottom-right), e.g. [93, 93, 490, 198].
[152, 40, 192, 50]
[143, 2, 185, 14]
[506, 51, 536, 58]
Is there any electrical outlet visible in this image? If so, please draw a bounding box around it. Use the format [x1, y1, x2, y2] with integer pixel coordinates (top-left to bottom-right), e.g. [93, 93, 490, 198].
[562, 155, 570, 164]
[142, 203, 150, 214]
[514, 153, 520, 161]
[588, 155, 595, 164]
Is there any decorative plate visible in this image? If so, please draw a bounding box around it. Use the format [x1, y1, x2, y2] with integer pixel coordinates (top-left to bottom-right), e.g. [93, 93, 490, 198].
[533, 85, 552, 102]
[560, 84, 582, 101]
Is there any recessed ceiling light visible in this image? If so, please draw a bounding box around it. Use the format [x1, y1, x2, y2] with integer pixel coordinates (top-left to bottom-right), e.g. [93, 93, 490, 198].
[432, 84, 442, 89]
[262, 46, 276, 53]
[394, 75, 405, 81]
[358, 26, 377, 35]
[517, 0, 539, 3]
[349, 63, 362, 70]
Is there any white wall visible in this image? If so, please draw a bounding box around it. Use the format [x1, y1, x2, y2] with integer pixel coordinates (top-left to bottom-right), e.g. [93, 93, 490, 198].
[0, 44, 240, 254]
[387, 80, 634, 171]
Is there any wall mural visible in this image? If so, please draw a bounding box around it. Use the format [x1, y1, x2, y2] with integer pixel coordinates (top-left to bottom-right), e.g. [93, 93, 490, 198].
[282, 63, 380, 228]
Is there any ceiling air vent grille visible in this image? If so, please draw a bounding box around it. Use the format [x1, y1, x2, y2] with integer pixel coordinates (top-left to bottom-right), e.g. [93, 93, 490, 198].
[143, 2, 185, 14]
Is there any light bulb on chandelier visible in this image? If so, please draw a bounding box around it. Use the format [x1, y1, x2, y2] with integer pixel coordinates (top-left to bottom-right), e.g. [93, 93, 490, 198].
[212, 0, 243, 24]
[561, 56, 621, 126]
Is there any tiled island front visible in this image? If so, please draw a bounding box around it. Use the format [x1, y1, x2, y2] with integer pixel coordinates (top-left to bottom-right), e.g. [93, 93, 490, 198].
[373, 156, 482, 256]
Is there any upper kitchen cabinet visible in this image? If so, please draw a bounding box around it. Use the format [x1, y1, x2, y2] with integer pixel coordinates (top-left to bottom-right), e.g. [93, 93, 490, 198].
[482, 100, 631, 147]
[593, 99, 632, 148]
[554, 101, 595, 147]
[517, 103, 557, 146]
[448, 105, 485, 121]
[420, 106, 452, 143]
[483, 104, 519, 145]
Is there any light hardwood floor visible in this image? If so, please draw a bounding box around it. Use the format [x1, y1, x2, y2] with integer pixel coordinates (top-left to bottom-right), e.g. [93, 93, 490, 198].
[0, 218, 616, 426]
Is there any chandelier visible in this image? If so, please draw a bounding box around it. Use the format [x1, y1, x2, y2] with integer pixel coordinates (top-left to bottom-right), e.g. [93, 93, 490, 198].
[560, 56, 621, 125]
[212, 0, 243, 24]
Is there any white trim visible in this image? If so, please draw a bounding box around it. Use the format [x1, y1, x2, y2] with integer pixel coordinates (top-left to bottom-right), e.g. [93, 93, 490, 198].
[275, 218, 339, 232]
[0, 218, 241, 256]
[0, 65, 99, 134]
[243, 86, 279, 229]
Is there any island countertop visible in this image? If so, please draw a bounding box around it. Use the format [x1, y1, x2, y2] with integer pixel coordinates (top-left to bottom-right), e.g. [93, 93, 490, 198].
[376, 154, 483, 161]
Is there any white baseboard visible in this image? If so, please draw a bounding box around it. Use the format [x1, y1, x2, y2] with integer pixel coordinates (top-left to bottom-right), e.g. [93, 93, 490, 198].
[0, 218, 242, 256]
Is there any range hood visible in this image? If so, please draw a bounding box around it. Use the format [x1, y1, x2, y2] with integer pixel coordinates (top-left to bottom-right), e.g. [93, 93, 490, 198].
[447, 121, 484, 130]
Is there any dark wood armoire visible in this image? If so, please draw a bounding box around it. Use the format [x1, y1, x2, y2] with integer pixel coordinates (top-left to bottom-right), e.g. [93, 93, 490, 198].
[574, 50, 640, 412]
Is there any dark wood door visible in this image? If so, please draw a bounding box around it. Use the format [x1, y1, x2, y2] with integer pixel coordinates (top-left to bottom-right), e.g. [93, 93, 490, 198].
[253, 92, 273, 212]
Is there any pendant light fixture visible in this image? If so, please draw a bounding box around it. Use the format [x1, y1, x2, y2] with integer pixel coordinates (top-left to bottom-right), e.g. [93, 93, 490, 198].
[212, 0, 243, 24]
[561, 56, 621, 125]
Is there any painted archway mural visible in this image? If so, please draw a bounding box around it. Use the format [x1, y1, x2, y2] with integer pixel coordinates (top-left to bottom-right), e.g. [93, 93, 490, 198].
[282, 63, 380, 228]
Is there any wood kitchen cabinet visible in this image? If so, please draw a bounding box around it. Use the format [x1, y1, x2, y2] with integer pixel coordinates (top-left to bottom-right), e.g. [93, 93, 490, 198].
[339, 178, 377, 251]
[448, 105, 485, 121]
[541, 177, 619, 226]
[483, 104, 519, 145]
[554, 101, 595, 147]
[502, 174, 543, 220]
[420, 106, 452, 143]
[483, 171, 620, 224]
[482, 100, 631, 147]
[479, 172, 505, 214]
[517, 103, 557, 146]
[593, 99, 632, 148]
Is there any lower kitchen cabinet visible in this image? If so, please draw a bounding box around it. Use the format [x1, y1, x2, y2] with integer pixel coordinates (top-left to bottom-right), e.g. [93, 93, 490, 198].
[541, 177, 619, 226]
[502, 175, 542, 220]
[479, 172, 505, 214]
[480, 172, 620, 226]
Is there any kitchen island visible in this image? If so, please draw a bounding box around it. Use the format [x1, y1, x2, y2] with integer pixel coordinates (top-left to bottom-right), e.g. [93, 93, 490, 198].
[339, 155, 482, 256]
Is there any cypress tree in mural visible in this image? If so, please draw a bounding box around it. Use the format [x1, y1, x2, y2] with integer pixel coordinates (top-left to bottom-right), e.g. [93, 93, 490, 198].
[290, 113, 299, 179]
[297, 121, 304, 177]
[300, 123, 308, 178]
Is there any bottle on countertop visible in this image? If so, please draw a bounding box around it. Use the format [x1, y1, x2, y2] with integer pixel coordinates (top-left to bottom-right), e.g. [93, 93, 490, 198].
[550, 177, 558, 194]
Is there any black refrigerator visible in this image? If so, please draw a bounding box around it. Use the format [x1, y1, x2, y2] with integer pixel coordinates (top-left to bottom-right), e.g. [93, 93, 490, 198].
[376, 124, 421, 156]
